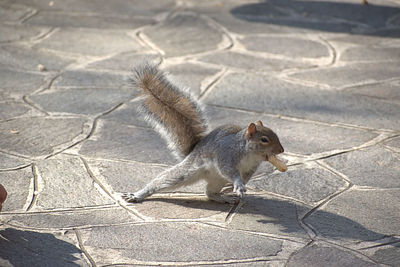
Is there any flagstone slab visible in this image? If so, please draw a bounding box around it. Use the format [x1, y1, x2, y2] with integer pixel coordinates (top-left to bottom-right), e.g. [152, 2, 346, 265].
[239, 36, 330, 59]
[143, 13, 225, 57]
[0, 227, 88, 267]
[367, 242, 400, 266]
[248, 165, 347, 205]
[164, 62, 221, 96]
[80, 222, 283, 263]
[0, 24, 48, 43]
[25, 11, 155, 29]
[34, 28, 142, 57]
[52, 69, 129, 89]
[304, 189, 400, 244]
[323, 146, 400, 188]
[0, 44, 75, 71]
[345, 79, 400, 103]
[0, 167, 32, 212]
[286, 243, 378, 267]
[340, 46, 400, 62]
[35, 156, 113, 210]
[0, 3, 32, 22]
[229, 194, 309, 240]
[78, 120, 177, 165]
[198, 50, 312, 72]
[0, 117, 88, 157]
[2, 207, 137, 230]
[132, 196, 230, 220]
[0, 67, 47, 95]
[290, 62, 400, 88]
[16, 0, 175, 17]
[267, 0, 400, 29]
[0, 102, 30, 121]
[204, 72, 400, 130]
[87, 52, 161, 72]
[29, 87, 135, 115]
[0, 153, 30, 170]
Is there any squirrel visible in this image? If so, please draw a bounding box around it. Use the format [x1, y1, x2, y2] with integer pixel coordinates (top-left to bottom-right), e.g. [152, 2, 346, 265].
[122, 62, 286, 204]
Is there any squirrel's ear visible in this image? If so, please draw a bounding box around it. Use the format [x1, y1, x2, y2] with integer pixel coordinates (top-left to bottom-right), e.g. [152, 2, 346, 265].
[247, 123, 257, 137]
[256, 120, 263, 126]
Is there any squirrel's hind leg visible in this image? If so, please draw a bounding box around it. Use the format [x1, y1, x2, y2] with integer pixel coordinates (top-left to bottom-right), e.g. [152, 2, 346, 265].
[205, 177, 238, 204]
[122, 157, 199, 203]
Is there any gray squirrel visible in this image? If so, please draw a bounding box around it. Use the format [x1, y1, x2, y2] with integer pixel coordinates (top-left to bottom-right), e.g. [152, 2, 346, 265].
[122, 63, 287, 204]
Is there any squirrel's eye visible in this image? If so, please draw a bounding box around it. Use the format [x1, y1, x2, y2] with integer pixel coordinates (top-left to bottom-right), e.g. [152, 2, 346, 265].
[261, 137, 269, 143]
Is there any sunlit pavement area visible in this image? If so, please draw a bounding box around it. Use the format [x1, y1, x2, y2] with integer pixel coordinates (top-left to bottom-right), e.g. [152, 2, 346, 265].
[1, 0, 400, 266]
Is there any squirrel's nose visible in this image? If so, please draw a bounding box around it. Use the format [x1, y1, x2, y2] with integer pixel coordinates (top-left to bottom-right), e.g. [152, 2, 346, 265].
[275, 145, 284, 154]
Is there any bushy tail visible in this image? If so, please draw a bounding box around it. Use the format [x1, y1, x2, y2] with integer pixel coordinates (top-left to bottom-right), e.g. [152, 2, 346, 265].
[131, 62, 208, 159]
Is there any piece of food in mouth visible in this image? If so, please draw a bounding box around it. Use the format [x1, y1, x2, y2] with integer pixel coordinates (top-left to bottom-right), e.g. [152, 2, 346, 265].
[268, 154, 288, 172]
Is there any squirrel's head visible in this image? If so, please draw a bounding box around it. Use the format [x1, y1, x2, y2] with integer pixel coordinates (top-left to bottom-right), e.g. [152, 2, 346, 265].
[245, 120, 284, 161]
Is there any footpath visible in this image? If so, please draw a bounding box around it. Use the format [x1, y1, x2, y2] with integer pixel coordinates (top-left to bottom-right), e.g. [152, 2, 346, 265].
[0, 0, 400, 266]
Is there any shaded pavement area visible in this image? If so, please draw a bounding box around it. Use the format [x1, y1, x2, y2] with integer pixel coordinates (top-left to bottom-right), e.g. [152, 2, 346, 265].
[1, 0, 400, 266]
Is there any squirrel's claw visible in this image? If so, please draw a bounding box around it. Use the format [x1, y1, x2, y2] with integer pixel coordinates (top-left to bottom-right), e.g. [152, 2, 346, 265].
[233, 181, 246, 199]
[121, 192, 141, 203]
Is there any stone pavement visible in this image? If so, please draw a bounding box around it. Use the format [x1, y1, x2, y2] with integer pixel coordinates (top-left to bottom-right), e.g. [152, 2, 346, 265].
[0, 0, 400, 266]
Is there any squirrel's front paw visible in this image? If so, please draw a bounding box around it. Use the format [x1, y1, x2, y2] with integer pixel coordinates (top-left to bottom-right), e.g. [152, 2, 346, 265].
[233, 181, 246, 199]
[121, 192, 142, 203]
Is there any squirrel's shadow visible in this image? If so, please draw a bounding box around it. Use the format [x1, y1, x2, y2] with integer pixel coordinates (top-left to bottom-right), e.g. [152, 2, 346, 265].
[0, 228, 83, 267]
[231, 0, 400, 37]
[148, 194, 399, 248]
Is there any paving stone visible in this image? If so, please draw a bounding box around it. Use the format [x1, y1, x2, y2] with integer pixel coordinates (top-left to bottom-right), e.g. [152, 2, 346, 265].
[16, 0, 175, 17]
[229, 194, 309, 239]
[35, 28, 142, 56]
[101, 99, 149, 128]
[0, 24, 48, 43]
[87, 51, 161, 72]
[81, 222, 283, 263]
[323, 146, 400, 188]
[0, 117, 87, 157]
[165, 62, 221, 96]
[29, 87, 135, 115]
[340, 46, 400, 62]
[188, 1, 349, 35]
[290, 62, 400, 88]
[268, 0, 400, 29]
[198, 51, 312, 72]
[0, 44, 75, 71]
[2, 207, 137, 229]
[385, 136, 400, 152]
[368, 242, 400, 266]
[0, 153, 30, 170]
[0, 167, 32, 212]
[286, 243, 378, 267]
[35, 155, 113, 210]
[305, 189, 400, 243]
[25, 11, 155, 29]
[79, 120, 177, 165]
[0, 227, 88, 267]
[133, 196, 230, 220]
[240, 36, 329, 59]
[143, 13, 224, 57]
[204, 72, 400, 130]
[345, 79, 400, 103]
[206, 106, 377, 155]
[0, 102, 30, 121]
[0, 67, 47, 95]
[248, 165, 347, 204]
[52, 70, 130, 90]
[228, 2, 363, 34]
[0, 2, 32, 22]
